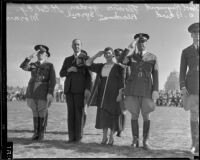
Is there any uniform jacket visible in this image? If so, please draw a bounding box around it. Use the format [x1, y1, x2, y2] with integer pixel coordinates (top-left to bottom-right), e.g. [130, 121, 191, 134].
[123, 52, 159, 98]
[59, 55, 92, 94]
[87, 63, 125, 115]
[20, 58, 56, 100]
[179, 45, 199, 95]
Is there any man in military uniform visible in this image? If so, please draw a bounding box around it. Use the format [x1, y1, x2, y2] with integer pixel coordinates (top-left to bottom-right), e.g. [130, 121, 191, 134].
[20, 45, 56, 141]
[122, 33, 159, 149]
[179, 22, 199, 155]
[59, 39, 92, 143]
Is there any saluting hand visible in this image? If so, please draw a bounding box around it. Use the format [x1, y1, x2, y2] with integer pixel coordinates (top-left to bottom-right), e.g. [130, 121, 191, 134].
[128, 37, 139, 49]
[27, 53, 37, 60]
[96, 51, 104, 57]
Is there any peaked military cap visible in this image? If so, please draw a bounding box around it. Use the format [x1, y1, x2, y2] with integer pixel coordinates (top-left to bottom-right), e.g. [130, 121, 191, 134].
[34, 45, 50, 57]
[188, 23, 199, 33]
[134, 33, 150, 42]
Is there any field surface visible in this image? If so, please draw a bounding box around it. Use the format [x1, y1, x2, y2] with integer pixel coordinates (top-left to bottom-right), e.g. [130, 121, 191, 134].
[7, 101, 194, 158]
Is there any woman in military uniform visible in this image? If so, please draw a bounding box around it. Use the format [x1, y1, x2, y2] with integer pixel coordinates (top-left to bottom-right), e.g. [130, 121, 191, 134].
[20, 45, 56, 141]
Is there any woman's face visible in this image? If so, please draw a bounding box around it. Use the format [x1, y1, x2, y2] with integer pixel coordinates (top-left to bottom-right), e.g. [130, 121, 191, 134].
[104, 50, 114, 61]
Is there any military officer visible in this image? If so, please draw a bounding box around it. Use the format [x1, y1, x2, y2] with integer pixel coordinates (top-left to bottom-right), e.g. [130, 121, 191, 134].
[179, 22, 199, 155]
[20, 45, 56, 141]
[122, 33, 159, 149]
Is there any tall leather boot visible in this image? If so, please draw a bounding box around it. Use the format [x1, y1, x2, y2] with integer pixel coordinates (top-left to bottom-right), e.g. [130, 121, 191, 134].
[31, 117, 39, 140]
[131, 119, 139, 148]
[190, 121, 199, 154]
[38, 117, 45, 141]
[143, 120, 151, 150]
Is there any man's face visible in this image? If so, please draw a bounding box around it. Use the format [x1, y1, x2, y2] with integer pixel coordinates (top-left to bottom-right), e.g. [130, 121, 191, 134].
[137, 40, 147, 51]
[191, 32, 199, 44]
[72, 40, 82, 53]
[37, 51, 47, 61]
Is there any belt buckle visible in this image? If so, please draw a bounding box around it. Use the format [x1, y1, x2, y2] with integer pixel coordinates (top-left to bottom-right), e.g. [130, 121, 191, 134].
[138, 72, 143, 77]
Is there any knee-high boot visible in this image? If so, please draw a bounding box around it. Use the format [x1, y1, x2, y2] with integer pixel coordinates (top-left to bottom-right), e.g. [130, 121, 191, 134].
[143, 120, 151, 150]
[31, 117, 39, 140]
[190, 121, 199, 154]
[131, 119, 139, 148]
[38, 117, 45, 141]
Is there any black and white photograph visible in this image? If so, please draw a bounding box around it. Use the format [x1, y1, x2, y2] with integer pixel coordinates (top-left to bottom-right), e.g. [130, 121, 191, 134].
[1, 1, 199, 159]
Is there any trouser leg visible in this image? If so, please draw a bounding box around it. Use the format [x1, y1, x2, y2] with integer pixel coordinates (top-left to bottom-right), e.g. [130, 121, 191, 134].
[66, 93, 75, 142]
[74, 94, 84, 142]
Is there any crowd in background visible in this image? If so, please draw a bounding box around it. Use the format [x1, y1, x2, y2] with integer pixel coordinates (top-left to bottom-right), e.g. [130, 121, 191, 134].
[156, 90, 182, 107]
[7, 88, 183, 107]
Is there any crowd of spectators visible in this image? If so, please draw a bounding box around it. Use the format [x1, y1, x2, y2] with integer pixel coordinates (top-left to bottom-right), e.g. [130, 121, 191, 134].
[7, 88, 183, 107]
[156, 90, 182, 107]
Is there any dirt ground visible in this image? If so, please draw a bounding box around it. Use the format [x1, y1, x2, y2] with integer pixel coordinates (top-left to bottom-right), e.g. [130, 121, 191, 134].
[7, 101, 194, 158]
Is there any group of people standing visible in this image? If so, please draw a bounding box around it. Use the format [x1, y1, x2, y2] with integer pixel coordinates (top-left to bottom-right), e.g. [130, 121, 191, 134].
[19, 22, 199, 155]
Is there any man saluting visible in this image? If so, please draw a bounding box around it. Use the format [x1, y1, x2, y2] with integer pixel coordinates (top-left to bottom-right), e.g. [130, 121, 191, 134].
[20, 45, 56, 141]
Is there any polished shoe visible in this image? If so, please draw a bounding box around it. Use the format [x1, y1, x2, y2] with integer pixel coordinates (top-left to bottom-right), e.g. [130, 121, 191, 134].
[101, 137, 108, 145]
[191, 146, 199, 155]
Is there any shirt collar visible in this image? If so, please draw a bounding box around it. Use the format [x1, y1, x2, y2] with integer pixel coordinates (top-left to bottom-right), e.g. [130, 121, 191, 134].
[39, 59, 45, 64]
[74, 52, 81, 58]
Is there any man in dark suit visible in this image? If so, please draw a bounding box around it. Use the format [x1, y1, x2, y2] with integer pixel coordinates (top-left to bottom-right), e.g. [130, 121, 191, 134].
[59, 39, 92, 143]
[20, 45, 56, 141]
[179, 22, 199, 155]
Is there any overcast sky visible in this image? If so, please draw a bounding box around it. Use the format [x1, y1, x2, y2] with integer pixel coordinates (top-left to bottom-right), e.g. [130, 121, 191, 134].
[6, 3, 199, 89]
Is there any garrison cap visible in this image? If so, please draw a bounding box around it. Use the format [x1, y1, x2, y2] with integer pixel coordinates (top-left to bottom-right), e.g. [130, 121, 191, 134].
[188, 23, 199, 33]
[34, 45, 50, 57]
[134, 33, 150, 42]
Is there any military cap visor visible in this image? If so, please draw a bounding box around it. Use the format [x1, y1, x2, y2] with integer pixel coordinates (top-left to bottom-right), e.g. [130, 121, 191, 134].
[134, 33, 150, 42]
[188, 23, 199, 33]
[34, 45, 50, 57]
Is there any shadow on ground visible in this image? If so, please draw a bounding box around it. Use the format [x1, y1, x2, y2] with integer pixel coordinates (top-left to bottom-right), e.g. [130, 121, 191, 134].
[8, 136, 193, 158]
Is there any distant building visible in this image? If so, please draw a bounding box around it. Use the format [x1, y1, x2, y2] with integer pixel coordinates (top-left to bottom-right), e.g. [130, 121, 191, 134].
[164, 70, 180, 91]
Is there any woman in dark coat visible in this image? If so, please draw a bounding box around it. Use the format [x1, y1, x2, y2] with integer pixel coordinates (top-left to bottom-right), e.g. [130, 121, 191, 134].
[86, 47, 125, 145]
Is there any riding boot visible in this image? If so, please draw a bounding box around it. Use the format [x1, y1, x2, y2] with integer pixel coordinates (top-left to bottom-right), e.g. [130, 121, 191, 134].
[38, 117, 45, 141]
[131, 119, 139, 148]
[31, 117, 39, 140]
[44, 111, 48, 133]
[143, 120, 151, 150]
[190, 121, 199, 154]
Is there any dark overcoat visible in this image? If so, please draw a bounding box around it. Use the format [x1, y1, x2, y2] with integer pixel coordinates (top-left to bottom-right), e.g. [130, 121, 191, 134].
[179, 45, 199, 95]
[88, 63, 125, 115]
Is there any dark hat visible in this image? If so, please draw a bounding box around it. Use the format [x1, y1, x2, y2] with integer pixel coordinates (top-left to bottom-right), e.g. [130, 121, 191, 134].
[34, 45, 50, 57]
[188, 23, 199, 33]
[134, 33, 150, 42]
